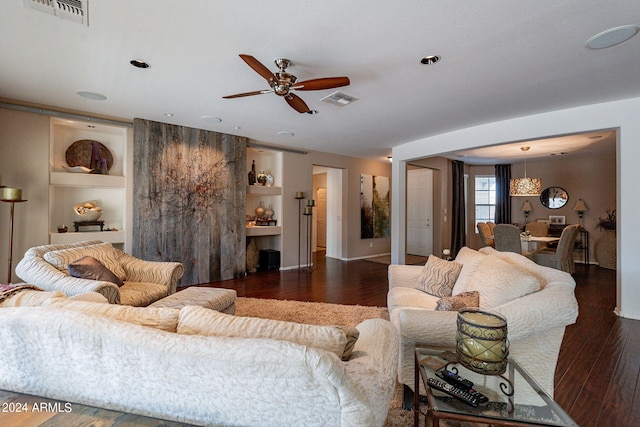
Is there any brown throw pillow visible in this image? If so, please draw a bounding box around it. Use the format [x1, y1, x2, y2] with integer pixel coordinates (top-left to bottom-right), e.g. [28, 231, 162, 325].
[415, 256, 463, 297]
[68, 256, 124, 287]
[435, 291, 480, 311]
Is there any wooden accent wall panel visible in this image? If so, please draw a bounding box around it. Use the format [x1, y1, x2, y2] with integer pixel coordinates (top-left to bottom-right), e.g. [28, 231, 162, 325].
[133, 119, 246, 285]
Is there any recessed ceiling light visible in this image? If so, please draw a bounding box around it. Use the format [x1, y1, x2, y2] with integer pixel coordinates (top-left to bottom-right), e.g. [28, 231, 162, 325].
[76, 91, 107, 101]
[586, 25, 640, 49]
[234, 126, 242, 130]
[130, 59, 151, 69]
[164, 113, 174, 117]
[277, 131, 294, 137]
[200, 115, 222, 123]
[420, 55, 441, 65]
[307, 110, 319, 115]
[550, 152, 567, 156]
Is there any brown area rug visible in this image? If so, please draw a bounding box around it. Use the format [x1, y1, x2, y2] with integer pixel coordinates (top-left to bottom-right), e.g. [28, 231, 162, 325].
[235, 297, 389, 326]
[364, 254, 428, 265]
[234, 297, 471, 426]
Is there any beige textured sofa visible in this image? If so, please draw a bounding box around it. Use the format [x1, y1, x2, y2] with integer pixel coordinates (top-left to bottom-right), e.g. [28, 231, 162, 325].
[15, 241, 184, 305]
[388, 246, 578, 401]
[0, 291, 399, 427]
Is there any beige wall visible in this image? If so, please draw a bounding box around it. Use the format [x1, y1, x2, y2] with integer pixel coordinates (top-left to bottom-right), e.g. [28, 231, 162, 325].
[0, 108, 50, 282]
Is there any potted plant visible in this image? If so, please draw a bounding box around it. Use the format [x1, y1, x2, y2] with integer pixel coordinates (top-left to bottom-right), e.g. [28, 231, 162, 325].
[596, 208, 616, 231]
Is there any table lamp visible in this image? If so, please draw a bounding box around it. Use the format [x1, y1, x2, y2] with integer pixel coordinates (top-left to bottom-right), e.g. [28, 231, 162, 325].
[573, 199, 589, 227]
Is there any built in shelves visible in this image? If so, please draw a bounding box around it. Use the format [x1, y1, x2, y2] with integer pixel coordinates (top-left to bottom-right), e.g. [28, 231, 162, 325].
[246, 226, 282, 237]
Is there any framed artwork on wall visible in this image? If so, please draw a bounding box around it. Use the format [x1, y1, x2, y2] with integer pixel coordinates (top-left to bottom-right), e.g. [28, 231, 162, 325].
[360, 174, 390, 239]
[549, 215, 566, 225]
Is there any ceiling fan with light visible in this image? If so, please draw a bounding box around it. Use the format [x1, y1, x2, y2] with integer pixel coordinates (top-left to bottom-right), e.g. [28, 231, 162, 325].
[223, 54, 350, 113]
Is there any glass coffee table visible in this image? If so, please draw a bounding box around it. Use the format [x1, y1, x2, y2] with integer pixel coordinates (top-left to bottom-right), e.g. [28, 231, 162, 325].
[414, 346, 578, 427]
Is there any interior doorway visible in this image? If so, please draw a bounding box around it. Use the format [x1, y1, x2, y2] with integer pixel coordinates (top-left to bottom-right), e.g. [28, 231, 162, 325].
[316, 187, 327, 248]
[313, 165, 343, 259]
[407, 167, 434, 256]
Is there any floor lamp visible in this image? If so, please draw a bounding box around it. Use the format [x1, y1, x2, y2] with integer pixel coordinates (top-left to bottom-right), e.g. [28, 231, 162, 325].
[295, 192, 304, 270]
[2, 188, 27, 284]
[303, 199, 315, 271]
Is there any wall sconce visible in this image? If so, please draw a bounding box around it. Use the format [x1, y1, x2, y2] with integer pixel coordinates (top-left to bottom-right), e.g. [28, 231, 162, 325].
[573, 198, 589, 227]
[520, 200, 533, 223]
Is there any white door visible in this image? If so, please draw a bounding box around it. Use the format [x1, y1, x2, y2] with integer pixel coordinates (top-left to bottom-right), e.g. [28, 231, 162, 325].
[317, 187, 327, 247]
[407, 168, 433, 256]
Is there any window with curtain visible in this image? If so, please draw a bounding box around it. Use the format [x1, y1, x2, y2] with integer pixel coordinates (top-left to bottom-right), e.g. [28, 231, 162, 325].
[475, 176, 496, 228]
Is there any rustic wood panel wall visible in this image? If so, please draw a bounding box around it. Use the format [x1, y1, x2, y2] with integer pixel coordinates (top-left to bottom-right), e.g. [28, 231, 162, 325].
[133, 119, 246, 285]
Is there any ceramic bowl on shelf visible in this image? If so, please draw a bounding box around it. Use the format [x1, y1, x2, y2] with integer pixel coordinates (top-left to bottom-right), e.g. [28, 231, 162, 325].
[73, 200, 103, 222]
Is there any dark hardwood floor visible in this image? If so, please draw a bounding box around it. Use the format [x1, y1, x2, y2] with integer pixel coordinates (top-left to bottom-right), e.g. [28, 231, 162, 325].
[191, 251, 638, 427]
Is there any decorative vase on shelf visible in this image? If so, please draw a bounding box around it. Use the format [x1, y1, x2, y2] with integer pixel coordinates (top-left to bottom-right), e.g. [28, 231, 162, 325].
[266, 174, 274, 187]
[257, 171, 267, 186]
[264, 204, 274, 220]
[248, 160, 256, 185]
[255, 201, 265, 219]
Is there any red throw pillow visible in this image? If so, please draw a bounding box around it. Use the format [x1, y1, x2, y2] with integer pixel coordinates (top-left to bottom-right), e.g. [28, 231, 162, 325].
[68, 256, 124, 287]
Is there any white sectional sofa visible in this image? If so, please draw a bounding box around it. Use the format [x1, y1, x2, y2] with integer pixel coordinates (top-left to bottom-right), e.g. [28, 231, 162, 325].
[388, 246, 579, 400]
[0, 291, 399, 427]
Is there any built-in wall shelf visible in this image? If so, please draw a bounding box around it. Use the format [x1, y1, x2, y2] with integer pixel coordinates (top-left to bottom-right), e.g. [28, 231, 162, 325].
[247, 185, 282, 195]
[49, 117, 129, 248]
[246, 147, 283, 265]
[49, 230, 125, 245]
[50, 172, 125, 188]
[246, 226, 282, 237]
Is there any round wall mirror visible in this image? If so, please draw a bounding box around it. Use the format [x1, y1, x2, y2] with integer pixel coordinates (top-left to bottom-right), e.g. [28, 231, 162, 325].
[540, 186, 569, 209]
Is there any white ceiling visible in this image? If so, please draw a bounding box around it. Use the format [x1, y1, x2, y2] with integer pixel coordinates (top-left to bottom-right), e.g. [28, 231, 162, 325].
[1, 1, 638, 161]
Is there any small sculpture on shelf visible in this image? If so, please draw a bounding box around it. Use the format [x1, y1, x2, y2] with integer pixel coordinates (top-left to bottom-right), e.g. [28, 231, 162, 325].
[257, 171, 268, 186]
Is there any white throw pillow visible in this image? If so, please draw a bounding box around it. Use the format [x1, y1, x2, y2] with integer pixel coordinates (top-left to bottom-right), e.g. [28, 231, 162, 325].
[415, 256, 463, 297]
[44, 242, 126, 281]
[466, 255, 542, 308]
[177, 305, 353, 360]
[452, 247, 487, 295]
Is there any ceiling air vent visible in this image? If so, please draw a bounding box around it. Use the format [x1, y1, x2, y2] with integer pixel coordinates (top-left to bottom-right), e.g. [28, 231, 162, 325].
[320, 91, 359, 107]
[23, 0, 89, 26]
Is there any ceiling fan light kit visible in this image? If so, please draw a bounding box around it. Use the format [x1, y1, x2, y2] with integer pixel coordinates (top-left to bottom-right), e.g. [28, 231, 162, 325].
[223, 54, 351, 114]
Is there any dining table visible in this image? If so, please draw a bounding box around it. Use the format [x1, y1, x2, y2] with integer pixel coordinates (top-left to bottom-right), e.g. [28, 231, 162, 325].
[521, 235, 560, 251]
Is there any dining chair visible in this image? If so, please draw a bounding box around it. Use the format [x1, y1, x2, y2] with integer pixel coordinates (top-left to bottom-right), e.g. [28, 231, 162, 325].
[525, 221, 548, 237]
[477, 222, 494, 247]
[532, 224, 580, 273]
[493, 224, 524, 254]
[525, 222, 550, 249]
